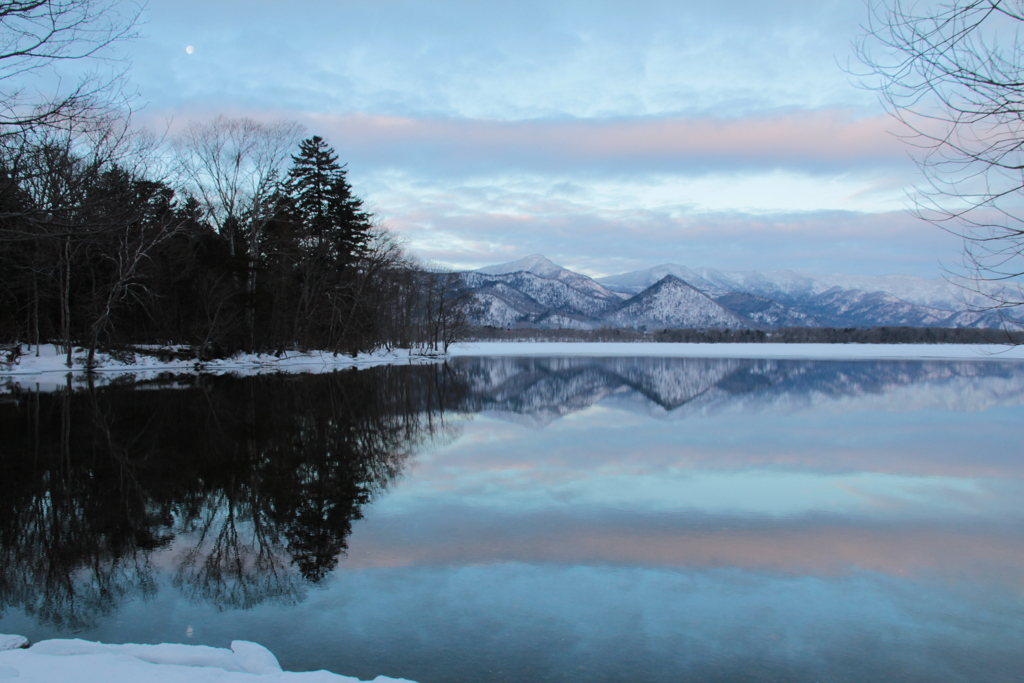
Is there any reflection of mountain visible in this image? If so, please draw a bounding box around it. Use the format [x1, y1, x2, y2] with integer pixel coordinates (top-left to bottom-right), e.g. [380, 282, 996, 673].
[0, 366, 462, 627]
[449, 356, 1024, 425]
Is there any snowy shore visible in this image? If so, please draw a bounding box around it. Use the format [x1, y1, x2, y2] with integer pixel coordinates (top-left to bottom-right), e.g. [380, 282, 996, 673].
[4, 341, 1024, 393]
[0, 636, 415, 683]
[0, 344, 443, 391]
[448, 341, 1024, 361]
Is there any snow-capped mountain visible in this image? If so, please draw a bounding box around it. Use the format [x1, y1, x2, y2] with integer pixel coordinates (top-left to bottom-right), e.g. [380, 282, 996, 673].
[602, 276, 747, 330]
[464, 256, 625, 328]
[597, 264, 965, 308]
[459, 255, 1017, 330]
[477, 254, 627, 301]
[596, 262, 1022, 328]
[713, 292, 819, 328]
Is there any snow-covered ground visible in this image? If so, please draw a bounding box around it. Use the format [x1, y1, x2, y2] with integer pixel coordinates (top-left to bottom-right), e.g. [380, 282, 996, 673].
[5, 341, 1023, 394]
[0, 344, 443, 390]
[448, 341, 1024, 361]
[0, 636, 415, 683]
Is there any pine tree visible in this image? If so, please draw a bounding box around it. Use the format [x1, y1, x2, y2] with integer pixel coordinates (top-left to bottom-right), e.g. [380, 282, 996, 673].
[286, 136, 372, 264]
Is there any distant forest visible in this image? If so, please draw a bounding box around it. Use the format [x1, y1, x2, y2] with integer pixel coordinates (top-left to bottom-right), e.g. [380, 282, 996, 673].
[468, 326, 1024, 345]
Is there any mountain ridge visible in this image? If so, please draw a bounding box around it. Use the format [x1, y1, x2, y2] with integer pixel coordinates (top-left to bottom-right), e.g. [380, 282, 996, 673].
[459, 255, 1017, 330]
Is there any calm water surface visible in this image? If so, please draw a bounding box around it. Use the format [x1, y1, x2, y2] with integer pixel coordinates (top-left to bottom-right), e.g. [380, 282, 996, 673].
[2, 356, 1024, 682]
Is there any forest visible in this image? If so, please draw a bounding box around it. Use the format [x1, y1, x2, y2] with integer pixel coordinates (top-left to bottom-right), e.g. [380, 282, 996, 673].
[0, 120, 471, 366]
[0, 1, 471, 367]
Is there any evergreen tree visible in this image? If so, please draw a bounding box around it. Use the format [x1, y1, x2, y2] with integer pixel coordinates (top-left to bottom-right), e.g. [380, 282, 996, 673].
[286, 136, 372, 264]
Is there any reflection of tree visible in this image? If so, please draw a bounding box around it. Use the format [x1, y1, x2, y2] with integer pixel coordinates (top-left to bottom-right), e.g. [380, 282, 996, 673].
[0, 364, 464, 626]
[0, 382, 167, 628]
[174, 492, 301, 610]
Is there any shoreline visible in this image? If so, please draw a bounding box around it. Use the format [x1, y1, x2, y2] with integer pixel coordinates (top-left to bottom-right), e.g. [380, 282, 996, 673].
[447, 341, 1024, 360]
[2, 342, 446, 389]
[4, 340, 1023, 390]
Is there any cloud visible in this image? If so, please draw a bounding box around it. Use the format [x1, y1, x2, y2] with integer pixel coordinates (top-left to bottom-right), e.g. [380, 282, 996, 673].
[128, 0, 939, 277]
[367, 176, 959, 276]
[135, 0, 876, 120]
[304, 110, 906, 178]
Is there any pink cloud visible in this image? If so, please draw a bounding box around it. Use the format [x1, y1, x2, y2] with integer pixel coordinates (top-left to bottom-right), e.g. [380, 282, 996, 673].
[305, 109, 905, 174]
[344, 511, 1024, 586]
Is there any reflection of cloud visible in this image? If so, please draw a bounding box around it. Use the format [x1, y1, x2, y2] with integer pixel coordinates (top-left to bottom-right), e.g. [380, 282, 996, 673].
[346, 509, 1024, 588]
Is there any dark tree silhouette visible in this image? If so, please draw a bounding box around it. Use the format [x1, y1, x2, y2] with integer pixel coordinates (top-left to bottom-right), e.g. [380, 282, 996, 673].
[286, 135, 372, 263]
[0, 365, 467, 625]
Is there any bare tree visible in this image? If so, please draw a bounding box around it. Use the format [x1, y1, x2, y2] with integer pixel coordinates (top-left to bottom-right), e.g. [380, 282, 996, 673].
[1, 114, 183, 365]
[0, 0, 140, 135]
[858, 1, 1024, 326]
[417, 265, 472, 353]
[173, 116, 304, 350]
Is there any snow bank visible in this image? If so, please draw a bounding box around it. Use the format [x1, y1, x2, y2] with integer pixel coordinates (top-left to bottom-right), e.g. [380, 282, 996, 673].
[0, 344, 443, 389]
[0, 636, 416, 683]
[448, 341, 1024, 361]
[0, 635, 27, 651]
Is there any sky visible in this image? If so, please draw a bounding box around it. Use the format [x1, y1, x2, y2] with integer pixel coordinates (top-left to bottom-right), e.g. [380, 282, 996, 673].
[117, 0, 961, 278]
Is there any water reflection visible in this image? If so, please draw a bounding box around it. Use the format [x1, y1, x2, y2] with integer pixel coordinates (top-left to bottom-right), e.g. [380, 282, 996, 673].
[0, 366, 461, 627]
[452, 356, 1024, 421]
[2, 356, 1024, 682]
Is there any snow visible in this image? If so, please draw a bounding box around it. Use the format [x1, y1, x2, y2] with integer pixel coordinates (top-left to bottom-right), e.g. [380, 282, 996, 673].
[0, 636, 27, 652]
[448, 341, 1024, 361]
[5, 341, 1023, 393]
[0, 636, 416, 683]
[0, 344, 443, 389]
[602, 276, 748, 330]
[475, 253, 564, 277]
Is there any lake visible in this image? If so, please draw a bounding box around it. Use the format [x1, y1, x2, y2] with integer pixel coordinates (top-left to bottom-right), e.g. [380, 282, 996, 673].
[2, 355, 1024, 682]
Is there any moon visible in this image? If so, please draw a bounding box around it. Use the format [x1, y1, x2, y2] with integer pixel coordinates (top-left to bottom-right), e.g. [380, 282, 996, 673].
[185, 45, 194, 55]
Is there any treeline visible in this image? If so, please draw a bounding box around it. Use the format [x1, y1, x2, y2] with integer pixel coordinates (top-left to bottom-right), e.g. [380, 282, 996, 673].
[0, 119, 470, 366]
[468, 325, 1024, 344]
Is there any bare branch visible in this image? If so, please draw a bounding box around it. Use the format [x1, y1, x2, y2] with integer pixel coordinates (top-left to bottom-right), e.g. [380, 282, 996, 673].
[858, 0, 1024, 322]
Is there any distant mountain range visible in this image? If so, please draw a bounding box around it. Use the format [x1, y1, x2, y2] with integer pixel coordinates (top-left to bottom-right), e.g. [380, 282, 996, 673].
[457, 254, 1016, 330]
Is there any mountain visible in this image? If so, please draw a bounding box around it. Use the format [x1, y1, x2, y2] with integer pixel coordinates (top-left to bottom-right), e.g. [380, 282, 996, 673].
[597, 264, 970, 311]
[477, 254, 628, 301]
[463, 257, 624, 328]
[596, 263, 1018, 328]
[713, 292, 819, 328]
[799, 287, 952, 327]
[459, 255, 1019, 330]
[476, 253, 565, 277]
[602, 276, 749, 330]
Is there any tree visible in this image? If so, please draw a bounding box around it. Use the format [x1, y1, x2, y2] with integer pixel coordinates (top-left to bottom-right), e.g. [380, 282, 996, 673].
[0, 118, 185, 365]
[283, 135, 374, 347]
[858, 0, 1024, 326]
[0, 0, 140, 135]
[286, 135, 372, 263]
[173, 116, 304, 350]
